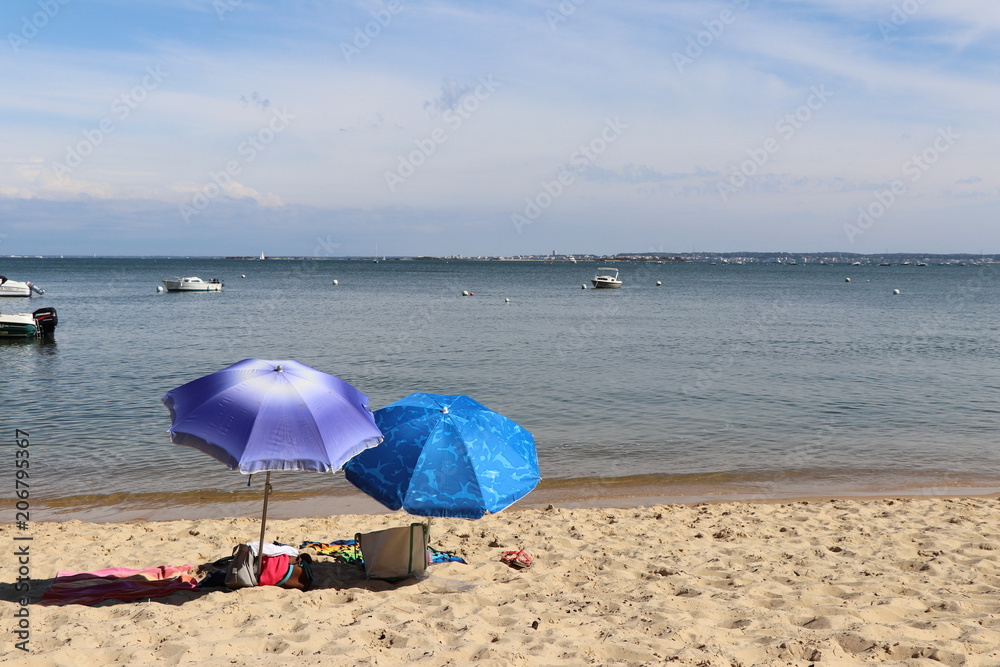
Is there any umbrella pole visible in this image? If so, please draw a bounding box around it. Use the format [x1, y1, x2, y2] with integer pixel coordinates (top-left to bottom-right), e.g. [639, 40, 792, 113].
[256, 471, 272, 581]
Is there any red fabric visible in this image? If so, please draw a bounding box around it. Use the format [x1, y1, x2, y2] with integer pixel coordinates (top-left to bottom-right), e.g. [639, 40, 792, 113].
[40, 565, 198, 606]
[258, 554, 291, 586]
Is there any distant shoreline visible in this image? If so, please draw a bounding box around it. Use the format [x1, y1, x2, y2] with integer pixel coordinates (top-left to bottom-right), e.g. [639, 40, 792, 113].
[3, 253, 996, 262]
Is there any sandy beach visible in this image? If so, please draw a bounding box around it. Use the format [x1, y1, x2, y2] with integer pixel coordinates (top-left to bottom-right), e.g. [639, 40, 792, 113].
[4, 496, 1000, 666]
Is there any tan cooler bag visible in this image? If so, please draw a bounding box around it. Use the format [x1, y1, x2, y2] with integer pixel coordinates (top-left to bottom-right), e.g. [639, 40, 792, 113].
[356, 523, 429, 582]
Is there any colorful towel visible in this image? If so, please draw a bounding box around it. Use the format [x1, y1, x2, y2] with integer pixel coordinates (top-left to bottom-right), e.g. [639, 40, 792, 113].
[298, 540, 466, 565]
[40, 564, 198, 606]
[428, 547, 466, 564]
[299, 540, 362, 563]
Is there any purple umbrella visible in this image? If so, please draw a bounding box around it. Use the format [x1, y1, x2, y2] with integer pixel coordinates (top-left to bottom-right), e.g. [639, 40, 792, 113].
[162, 359, 383, 574]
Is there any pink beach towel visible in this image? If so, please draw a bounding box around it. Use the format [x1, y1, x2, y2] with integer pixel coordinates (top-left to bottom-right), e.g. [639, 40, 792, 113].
[39, 564, 198, 606]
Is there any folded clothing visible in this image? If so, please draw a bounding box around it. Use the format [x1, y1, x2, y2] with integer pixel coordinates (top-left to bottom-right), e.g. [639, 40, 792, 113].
[40, 564, 198, 606]
[246, 541, 299, 558]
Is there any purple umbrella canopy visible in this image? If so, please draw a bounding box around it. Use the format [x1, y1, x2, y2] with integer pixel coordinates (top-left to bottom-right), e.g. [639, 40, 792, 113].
[162, 359, 384, 575]
[162, 359, 383, 474]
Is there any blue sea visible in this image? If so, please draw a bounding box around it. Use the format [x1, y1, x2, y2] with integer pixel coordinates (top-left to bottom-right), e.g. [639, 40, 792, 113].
[3, 257, 1000, 521]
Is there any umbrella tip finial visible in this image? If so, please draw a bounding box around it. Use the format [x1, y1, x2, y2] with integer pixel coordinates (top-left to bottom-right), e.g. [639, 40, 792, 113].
[441, 405, 449, 414]
[275, 365, 284, 372]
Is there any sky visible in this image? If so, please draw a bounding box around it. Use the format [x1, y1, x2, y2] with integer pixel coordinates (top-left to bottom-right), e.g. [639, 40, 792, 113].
[1, 0, 998, 257]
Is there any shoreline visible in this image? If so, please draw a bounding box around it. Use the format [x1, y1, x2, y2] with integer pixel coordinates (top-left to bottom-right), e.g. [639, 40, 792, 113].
[30, 477, 1000, 523]
[30, 465, 1000, 524]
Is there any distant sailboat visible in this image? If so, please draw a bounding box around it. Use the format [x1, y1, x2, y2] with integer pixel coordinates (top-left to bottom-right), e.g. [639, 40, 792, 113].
[260, 251, 266, 260]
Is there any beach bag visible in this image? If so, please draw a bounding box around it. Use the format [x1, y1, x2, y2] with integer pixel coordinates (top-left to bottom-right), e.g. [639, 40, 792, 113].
[225, 543, 258, 588]
[356, 523, 429, 582]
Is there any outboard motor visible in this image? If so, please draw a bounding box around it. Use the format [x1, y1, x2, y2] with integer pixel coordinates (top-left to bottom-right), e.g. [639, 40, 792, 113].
[27, 281, 45, 295]
[32, 307, 57, 335]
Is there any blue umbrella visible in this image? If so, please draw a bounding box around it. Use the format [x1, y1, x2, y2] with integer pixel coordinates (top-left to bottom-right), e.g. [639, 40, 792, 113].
[344, 393, 540, 519]
[162, 358, 383, 573]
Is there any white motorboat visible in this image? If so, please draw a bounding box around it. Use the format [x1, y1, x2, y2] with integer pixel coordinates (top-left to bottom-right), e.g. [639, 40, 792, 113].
[0, 276, 45, 297]
[591, 267, 623, 289]
[162, 276, 223, 292]
[0, 307, 57, 338]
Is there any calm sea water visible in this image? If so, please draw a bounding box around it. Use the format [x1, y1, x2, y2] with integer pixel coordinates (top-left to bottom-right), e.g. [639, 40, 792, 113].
[3, 257, 1000, 520]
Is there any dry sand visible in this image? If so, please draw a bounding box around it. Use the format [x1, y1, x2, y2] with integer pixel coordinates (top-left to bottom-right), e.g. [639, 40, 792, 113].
[4, 496, 1000, 666]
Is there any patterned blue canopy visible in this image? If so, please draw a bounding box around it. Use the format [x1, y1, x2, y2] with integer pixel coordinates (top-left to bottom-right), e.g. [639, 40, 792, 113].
[162, 359, 383, 474]
[344, 393, 540, 519]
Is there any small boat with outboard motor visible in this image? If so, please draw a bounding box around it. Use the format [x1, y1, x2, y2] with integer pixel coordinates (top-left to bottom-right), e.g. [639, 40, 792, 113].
[0, 307, 58, 338]
[0, 276, 45, 297]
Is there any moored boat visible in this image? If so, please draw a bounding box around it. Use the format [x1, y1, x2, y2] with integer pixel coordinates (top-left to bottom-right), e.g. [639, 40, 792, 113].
[591, 267, 623, 289]
[162, 277, 223, 292]
[0, 276, 45, 297]
[0, 307, 58, 338]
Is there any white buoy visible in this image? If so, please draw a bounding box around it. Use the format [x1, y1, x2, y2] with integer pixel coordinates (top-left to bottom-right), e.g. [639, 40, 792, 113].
[581, 284, 587, 289]
[156, 285, 164, 293]
[332, 279, 338, 286]
[504, 297, 510, 303]
[462, 290, 470, 296]
[241, 274, 246, 278]
[845, 278, 851, 282]
[656, 281, 662, 286]
[893, 289, 900, 295]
